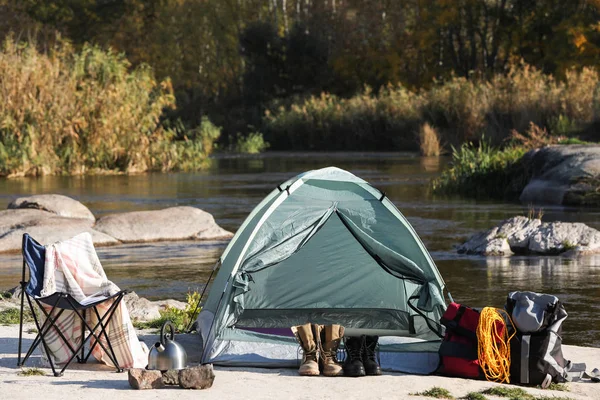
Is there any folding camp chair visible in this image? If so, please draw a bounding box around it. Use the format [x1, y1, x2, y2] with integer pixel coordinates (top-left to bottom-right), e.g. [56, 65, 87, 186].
[17, 233, 128, 376]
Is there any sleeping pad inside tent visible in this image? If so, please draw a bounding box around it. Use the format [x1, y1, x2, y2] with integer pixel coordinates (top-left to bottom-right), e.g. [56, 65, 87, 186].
[196, 167, 448, 374]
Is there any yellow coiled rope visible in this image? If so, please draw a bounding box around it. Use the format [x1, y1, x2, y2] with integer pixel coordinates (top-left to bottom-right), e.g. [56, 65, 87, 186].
[477, 307, 516, 383]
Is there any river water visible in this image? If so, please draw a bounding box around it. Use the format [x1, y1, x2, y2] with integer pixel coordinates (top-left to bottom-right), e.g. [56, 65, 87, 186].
[0, 153, 599, 347]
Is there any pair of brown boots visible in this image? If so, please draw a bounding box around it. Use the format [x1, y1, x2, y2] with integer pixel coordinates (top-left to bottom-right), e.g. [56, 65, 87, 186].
[291, 323, 344, 376]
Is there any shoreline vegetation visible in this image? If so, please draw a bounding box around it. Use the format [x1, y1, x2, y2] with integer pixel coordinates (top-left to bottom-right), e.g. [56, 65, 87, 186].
[2, 0, 600, 179]
[264, 66, 600, 153]
[2, 37, 597, 179]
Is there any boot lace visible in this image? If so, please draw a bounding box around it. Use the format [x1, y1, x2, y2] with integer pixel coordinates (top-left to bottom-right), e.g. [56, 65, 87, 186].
[365, 341, 377, 361]
[346, 341, 363, 361]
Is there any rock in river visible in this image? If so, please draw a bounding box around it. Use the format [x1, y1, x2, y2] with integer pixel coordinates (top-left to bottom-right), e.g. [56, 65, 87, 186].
[0, 209, 118, 253]
[520, 145, 600, 206]
[94, 206, 233, 243]
[458, 216, 600, 256]
[8, 194, 96, 221]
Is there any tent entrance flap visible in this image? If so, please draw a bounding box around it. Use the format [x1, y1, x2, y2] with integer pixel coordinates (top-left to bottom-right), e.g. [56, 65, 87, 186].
[229, 212, 438, 336]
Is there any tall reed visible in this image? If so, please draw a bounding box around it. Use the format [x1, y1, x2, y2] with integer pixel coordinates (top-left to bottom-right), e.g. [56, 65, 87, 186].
[264, 66, 600, 150]
[0, 38, 217, 176]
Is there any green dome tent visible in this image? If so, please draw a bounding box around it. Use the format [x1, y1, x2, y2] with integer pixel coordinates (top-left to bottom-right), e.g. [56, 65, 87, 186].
[197, 167, 448, 373]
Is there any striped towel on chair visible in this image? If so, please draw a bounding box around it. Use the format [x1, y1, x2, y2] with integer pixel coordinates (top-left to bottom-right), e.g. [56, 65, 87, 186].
[40, 232, 148, 368]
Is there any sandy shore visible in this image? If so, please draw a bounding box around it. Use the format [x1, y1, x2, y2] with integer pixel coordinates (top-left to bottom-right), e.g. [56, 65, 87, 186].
[1, 324, 599, 400]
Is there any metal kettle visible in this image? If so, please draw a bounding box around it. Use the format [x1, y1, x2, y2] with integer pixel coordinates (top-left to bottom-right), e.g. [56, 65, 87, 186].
[147, 321, 188, 371]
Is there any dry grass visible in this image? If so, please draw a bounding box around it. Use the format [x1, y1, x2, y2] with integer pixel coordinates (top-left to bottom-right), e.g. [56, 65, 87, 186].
[509, 122, 561, 148]
[0, 37, 219, 177]
[265, 65, 599, 150]
[419, 122, 442, 156]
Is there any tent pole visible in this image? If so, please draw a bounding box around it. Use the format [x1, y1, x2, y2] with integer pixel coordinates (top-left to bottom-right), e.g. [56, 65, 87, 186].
[185, 260, 219, 333]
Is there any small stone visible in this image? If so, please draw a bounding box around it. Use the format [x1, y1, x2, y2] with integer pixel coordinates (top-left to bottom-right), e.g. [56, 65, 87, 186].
[161, 369, 179, 385]
[178, 364, 215, 390]
[128, 368, 165, 390]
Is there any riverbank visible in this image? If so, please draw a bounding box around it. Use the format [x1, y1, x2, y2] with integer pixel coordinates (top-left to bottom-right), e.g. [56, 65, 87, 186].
[433, 144, 600, 206]
[1, 324, 599, 400]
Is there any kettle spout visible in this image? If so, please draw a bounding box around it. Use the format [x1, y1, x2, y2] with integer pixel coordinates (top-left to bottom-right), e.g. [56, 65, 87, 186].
[154, 342, 165, 352]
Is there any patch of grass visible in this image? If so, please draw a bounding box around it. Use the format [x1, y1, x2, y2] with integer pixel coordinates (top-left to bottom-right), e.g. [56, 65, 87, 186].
[535, 397, 572, 400]
[558, 137, 591, 145]
[481, 387, 531, 398]
[19, 367, 45, 376]
[526, 206, 544, 221]
[461, 393, 488, 400]
[432, 140, 529, 199]
[561, 240, 577, 252]
[545, 383, 569, 392]
[0, 308, 32, 325]
[479, 386, 572, 400]
[411, 387, 455, 399]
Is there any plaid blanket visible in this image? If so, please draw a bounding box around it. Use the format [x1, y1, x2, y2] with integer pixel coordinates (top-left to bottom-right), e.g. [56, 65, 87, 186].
[40, 232, 147, 368]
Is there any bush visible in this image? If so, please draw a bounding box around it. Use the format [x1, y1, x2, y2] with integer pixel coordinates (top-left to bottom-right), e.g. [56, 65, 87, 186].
[234, 131, 270, 154]
[264, 86, 422, 150]
[0, 38, 218, 176]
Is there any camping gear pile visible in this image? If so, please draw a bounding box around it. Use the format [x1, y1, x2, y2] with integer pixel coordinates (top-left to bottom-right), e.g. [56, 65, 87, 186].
[437, 291, 589, 387]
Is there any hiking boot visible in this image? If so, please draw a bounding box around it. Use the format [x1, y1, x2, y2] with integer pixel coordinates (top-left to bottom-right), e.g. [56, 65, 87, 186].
[291, 323, 320, 376]
[362, 335, 382, 376]
[317, 324, 345, 377]
[342, 336, 366, 377]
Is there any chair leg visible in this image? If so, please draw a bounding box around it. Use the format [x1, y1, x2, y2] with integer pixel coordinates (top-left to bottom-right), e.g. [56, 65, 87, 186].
[17, 281, 26, 366]
[79, 309, 85, 363]
[92, 305, 122, 372]
[78, 296, 124, 372]
[27, 298, 60, 377]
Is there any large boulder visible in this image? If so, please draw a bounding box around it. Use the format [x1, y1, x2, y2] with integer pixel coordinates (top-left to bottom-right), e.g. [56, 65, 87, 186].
[94, 206, 233, 243]
[0, 209, 118, 253]
[520, 145, 600, 206]
[124, 291, 187, 322]
[8, 194, 95, 221]
[458, 216, 600, 256]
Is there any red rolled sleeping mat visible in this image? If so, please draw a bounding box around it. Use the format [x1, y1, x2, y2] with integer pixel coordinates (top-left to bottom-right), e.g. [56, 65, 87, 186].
[437, 302, 483, 379]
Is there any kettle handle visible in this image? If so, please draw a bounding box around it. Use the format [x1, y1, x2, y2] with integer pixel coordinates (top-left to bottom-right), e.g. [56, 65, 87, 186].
[160, 321, 175, 344]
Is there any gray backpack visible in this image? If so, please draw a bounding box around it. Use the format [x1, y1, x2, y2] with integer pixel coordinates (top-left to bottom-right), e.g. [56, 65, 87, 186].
[505, 291, 571, 387]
